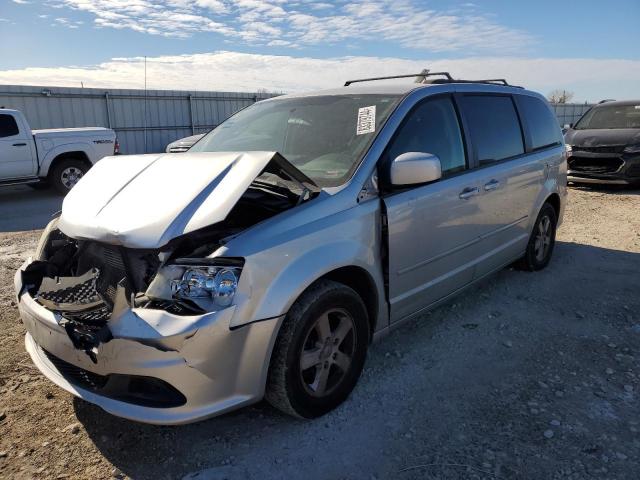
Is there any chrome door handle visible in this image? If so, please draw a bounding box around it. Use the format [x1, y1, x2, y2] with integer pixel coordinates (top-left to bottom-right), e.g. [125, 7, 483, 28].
[484, 179, 500, 191]
[459, 186, 480, 200]
[12, 143, 27, 147]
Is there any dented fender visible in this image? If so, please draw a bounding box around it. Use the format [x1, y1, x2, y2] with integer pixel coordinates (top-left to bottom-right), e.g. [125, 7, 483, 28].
[223, 198, 389, 331]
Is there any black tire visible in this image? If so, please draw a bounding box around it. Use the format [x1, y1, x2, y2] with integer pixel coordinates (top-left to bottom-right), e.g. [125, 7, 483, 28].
[517, 203, 558, 271]
[50, 159, 88, 195]
[265, 279, 370, 418]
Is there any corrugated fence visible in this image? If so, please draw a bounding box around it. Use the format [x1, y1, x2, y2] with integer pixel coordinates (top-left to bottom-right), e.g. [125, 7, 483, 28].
[0, 85, 594, 154]
[551, 103, 594, 127]
[0, 85, 275, 154]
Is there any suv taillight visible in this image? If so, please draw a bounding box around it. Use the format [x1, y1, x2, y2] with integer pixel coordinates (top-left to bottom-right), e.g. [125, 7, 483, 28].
[114, 139, 120, 155]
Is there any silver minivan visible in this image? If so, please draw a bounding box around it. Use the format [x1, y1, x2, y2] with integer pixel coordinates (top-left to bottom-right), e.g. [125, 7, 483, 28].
[15, 72, 567, 424]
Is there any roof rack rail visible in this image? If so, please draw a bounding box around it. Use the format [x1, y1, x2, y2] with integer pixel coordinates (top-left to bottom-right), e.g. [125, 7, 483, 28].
[344, 69, 519, 88]
[344, 70, 453, 87]
[467, 78, 510, 86]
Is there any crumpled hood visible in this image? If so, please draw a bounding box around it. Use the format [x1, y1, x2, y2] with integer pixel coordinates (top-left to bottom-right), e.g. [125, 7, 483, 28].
[565, 128, 640, 147]
[58, 151, 281, 248]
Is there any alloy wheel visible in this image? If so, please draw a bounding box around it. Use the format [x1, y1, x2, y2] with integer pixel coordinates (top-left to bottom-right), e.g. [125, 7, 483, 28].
[60, 166, 84, 190]
[534, 215, 552, 262]
[299, 308, 356, 397]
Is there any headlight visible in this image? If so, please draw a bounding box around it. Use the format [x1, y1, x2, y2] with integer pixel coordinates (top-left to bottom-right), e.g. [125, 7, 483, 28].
[35, 216, 61, 260]
[171, 265, 240, 308]
[623, 144, 640, 154]
[564, 144, 572, 153]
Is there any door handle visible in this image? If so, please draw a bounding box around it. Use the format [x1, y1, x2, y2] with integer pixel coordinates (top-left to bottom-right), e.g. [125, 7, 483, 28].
[12, 143, 27, 147]
[484, 179, 500, 191]
[459, 186, 480, 200]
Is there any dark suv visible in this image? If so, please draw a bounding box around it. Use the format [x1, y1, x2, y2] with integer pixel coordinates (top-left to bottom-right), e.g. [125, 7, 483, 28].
[564, 100, 640, 185]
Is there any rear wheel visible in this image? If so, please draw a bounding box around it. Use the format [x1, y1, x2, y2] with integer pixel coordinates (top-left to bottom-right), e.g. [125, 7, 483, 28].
[517, 203, 558, 271]
[51, 159, 88, 195]
[266, 280, 369, 418]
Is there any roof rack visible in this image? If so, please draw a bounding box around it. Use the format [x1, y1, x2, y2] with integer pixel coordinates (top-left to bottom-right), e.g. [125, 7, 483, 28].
[343, 69, 519, 88]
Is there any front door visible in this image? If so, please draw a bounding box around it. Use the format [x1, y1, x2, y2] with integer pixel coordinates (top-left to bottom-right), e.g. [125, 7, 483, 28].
[381, 96, 483, 322]
[0, 113, 36, 179]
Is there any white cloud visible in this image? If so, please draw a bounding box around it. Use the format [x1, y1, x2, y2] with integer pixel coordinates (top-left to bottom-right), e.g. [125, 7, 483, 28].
[52, 16, 84, 28]
[194, 0, 227, 13]
[309, 2, 332, 10]
[0, 51, 638, 102]
[48, 0, 532, 53]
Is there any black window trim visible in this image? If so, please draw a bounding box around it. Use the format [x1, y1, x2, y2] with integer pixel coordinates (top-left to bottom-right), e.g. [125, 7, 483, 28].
[454, 92, 528, 170]
[513, 94, 563, 154]
[378, 93, 471, 194]
[0, 113, 20, 139]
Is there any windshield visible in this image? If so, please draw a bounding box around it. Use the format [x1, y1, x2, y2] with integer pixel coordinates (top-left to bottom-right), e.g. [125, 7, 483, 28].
[189, 94, 401, 187]
[575, 104, 640, 130]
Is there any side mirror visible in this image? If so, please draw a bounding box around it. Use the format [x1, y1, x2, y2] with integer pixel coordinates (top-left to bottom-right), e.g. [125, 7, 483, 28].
[390, 152, 442, 186]
[563, 123, 573, 130]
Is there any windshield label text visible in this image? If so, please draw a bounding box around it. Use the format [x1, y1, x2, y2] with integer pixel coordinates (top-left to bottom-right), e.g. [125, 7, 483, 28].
[356, 106, 376, 135]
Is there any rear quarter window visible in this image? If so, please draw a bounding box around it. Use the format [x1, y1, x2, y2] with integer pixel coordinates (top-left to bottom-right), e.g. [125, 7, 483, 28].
[515, 95, 563, 150]
[0, 114, 19, 138]
[458, 95, 524, 166]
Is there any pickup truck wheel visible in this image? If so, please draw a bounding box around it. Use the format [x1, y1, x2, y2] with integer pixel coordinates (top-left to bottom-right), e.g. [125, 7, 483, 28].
[516, 203, 558, 271]
[265, 279, 369, 418]
[51, 159, 87, 194]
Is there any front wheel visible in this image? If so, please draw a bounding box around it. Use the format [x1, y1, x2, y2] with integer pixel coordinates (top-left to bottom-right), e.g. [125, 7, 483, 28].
[51, 159, 88, 195]
[265, 280, 370, 418]
[517, 203, 558, 271]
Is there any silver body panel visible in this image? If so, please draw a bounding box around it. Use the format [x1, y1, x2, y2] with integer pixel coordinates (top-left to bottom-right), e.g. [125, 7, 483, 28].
[15, 82, 567, 424]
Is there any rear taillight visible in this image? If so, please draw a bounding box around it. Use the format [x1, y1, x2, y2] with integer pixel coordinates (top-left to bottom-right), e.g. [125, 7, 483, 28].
[114, 139, 120, 154]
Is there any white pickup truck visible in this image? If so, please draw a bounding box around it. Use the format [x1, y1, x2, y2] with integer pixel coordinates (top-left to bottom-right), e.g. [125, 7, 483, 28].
[0, 109, 117, 194]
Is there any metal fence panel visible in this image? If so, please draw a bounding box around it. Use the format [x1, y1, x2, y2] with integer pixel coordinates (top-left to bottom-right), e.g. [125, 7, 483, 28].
[551, 103, 594, 127]
[0, 85, 274, 154]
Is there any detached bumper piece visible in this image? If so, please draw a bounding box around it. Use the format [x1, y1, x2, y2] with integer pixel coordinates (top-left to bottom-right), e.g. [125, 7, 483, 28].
[33, 267, 114, 362]
[42, 348, 186, 408]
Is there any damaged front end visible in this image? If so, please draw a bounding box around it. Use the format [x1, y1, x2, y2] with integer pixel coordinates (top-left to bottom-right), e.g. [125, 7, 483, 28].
[21, 225, 162, 362]
[14, 152, 310, 421]
[21, 154, 315, 363]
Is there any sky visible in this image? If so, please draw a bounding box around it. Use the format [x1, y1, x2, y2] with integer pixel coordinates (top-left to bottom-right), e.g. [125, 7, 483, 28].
[0, 0, 639, 101]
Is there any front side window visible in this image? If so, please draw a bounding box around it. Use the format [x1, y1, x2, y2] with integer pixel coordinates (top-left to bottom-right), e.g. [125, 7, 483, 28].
[516, 95, 563, 150]
[458, 95, 524, 165]
[383, 96, 466, 179]
[0, 114, 19, 138]
[190, 94, 401, 187]
[575, 104, 640, 130]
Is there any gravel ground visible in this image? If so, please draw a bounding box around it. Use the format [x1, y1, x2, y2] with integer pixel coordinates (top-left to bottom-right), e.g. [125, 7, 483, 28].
[1, 185, 639, 480]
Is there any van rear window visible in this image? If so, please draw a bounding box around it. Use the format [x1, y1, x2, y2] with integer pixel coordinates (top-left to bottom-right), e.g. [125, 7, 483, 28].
[516, 95, 562, 150]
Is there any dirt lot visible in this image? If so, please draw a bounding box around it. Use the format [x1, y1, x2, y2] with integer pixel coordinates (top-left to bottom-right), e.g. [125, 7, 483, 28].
[0, 185, 639, 480]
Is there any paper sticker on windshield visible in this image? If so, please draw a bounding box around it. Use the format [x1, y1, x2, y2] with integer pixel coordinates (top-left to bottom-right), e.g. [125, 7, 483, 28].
[356, 105, 376, 135]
